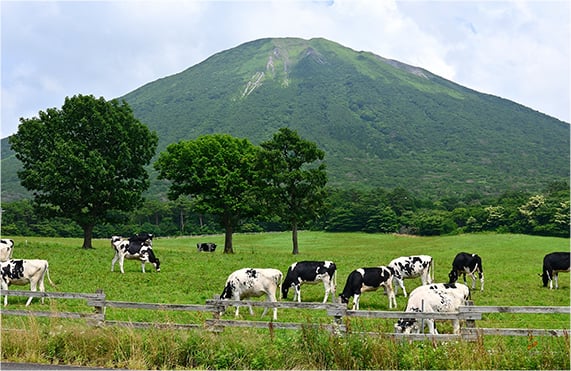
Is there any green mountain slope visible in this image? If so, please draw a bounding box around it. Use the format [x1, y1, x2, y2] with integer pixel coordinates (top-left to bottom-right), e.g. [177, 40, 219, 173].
[2, 37, 569, 201]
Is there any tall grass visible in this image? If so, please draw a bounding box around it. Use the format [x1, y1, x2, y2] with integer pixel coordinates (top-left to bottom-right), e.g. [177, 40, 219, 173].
[1, 232, 569, 369]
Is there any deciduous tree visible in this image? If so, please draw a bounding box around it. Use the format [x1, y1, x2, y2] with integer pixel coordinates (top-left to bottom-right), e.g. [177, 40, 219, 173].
[9, 94, 158, 249]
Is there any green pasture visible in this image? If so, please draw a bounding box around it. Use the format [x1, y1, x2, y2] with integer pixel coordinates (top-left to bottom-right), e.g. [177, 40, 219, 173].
[1, 232, 569, 329]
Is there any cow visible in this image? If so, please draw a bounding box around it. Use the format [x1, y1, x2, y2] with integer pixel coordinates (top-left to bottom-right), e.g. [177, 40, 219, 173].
[197, 243, 217, 252]
[388, 255, 434, 297]
[448, 252, 484, 291]
[1, 259, 56, 306]
[282, 261, 337, 303]
[394, 283, 470, 335]
[0, 239, 15, 262]
[541, 252, 570, 289]
[339, 266, 397, 310]
[111, 235, 160, 273]
[220, 268, 283, 320]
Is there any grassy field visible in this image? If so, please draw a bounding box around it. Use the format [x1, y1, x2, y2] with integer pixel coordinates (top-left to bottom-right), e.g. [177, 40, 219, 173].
[1, 232, 570, 369]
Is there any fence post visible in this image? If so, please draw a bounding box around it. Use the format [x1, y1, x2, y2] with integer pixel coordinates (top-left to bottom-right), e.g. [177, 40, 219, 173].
[465, 300, 475, 329]
[90, 289, 105, 326]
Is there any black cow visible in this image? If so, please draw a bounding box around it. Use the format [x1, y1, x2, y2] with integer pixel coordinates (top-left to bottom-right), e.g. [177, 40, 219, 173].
[541, 252, 570, 289]
[197, 243, 217, 252]
[339, 266, 396, 310]
[282, 261, 337, 303]
[448, 252, 484, 291]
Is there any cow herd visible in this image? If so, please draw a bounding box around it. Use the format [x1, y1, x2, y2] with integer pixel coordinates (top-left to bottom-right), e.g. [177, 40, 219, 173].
[0, 235, 569, 335]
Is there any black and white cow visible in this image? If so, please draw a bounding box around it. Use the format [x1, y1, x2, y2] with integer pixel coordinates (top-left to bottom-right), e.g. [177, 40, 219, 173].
[448, 252, 484, 291]
[111, 235, 160, 273]
[282, 261, 337, 303]
[220, 268, 283, 320]
[0, 239, 15, 262]
[541, 252, 570, 289]
[1, 259, 56, 306]
[197, 243, 217, 252]
[339, 266, 397, 310]
[388, 255, 434, 297]
[394, 283, 470, 335]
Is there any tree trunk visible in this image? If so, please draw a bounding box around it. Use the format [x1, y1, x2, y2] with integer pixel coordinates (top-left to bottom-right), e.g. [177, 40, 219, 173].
[82, 224, 94, 249]
[292, 222, 299, 255]
[223, 224, 234, 254]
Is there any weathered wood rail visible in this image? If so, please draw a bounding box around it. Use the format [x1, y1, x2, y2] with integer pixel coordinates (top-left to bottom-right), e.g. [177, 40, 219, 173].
[1, 289, 569, 340]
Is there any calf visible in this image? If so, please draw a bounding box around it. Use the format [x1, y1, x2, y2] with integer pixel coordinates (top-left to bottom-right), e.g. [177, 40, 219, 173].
[339, 266, 397, 310]
[1, 259, 56, 306]
[197, 243, 217, 252]
[388, 255, 434, 297]
[220, 268, 283, 320]
[282, 261, 337, 303]
[394, 283, 470, 335]
[448, 252, 484, 291]
[0, 239, 14, 262]
[541, 252, 570, 289]
[111, 235, 160, 273]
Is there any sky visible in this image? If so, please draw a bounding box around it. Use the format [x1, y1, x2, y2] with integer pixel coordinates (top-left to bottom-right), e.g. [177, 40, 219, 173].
[1, 0, 570, 139]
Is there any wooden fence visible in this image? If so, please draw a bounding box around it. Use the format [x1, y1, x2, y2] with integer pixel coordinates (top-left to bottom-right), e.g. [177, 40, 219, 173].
[1, 289, 569, 341]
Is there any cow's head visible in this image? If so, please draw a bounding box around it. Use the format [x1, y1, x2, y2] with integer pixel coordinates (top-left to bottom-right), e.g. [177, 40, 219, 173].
[220, 282, 234, 300]
[394, 318, 418, 334]
[540, 272, 549, 287]
[448, 269, 459, 284]
[339, 294, 350, 304]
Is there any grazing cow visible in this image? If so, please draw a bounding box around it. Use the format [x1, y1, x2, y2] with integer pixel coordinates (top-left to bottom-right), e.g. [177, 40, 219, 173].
[541, 252, 570, 289]
[0, 239, 15, 262]
[448, 252, 484, 291]
[111, 235, 160, 273]
[339, 266, 397, 310]
[1, 259, 56, 306]
[394, 283, 470, 335]
[220, 268, 283, 320]
[197, 243, 217, 252]
[388, 255, 434, 297]
[282, 261, 337, 303]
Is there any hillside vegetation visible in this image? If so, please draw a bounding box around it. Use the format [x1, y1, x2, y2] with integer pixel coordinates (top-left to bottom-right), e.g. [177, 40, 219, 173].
[1, 37, 568, 201]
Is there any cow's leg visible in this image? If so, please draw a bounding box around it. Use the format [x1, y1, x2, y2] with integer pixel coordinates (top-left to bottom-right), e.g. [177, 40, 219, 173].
[352, 294, 360, 310]
[119, 254, 125, 274]
[26, 280, 38, 306]
[479, 272, 485, 291]
[322, 280, 330, 303]
[38, 274, 46, 304]
[2, 282, 8, 306]
[387, 289, 397, 309]
[111, 252, 119, 272]
[294, 285, 301, 303]
[554, 272, 559, 289]
[141, 261, 146, 273]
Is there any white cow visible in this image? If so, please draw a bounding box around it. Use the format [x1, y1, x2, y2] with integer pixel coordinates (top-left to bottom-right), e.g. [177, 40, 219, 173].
[0, 239, 15, 262]
[111, 235, 160, 273]
[1, 259, 56, 306]
[220, 268, 283, 320]
[394, 283, 470, 335]
[388, 255, 434, 297]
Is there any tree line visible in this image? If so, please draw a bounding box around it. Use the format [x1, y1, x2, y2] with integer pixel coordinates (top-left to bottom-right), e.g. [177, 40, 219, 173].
[2, 180, 569, 240]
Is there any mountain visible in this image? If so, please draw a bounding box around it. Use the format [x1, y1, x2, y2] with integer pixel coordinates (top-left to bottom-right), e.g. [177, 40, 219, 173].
[1, 37, 569, 201]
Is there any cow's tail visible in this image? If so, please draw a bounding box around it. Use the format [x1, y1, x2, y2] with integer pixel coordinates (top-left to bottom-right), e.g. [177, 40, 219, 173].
[430, 258, 435, 283]
[45, 262, 57, 288]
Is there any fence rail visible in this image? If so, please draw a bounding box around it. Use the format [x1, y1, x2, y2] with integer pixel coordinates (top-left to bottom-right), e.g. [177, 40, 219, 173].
[1, 289, 569, 340]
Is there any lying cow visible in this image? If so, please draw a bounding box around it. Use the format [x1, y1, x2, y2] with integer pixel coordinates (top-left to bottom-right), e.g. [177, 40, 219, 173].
[448, 252, 484, 291]
[1, 259, 56, 306]
[541, 252, 570, 289]
[197, 243, 217, 252]
[339, 266, 397, 310]
[282, 261, 337, 303]
[0, 239, 14, 262]
[220, 268, 283, 320]
[111, 235, 160, 273]
[388, 255, 434, 297]
[394, 283, 470, 335]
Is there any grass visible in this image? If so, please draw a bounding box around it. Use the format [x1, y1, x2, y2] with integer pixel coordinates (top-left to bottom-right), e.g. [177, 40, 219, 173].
[1, 232, 570, 369]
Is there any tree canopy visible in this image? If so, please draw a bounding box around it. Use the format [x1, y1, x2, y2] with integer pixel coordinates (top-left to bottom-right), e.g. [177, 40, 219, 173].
[154, 134, 260, 253]
[9, 94, 158, 248]
[257, 128, 327, 254]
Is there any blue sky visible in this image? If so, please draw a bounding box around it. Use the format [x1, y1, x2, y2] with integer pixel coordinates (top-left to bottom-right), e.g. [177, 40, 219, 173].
[2, 0, 569, 138]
